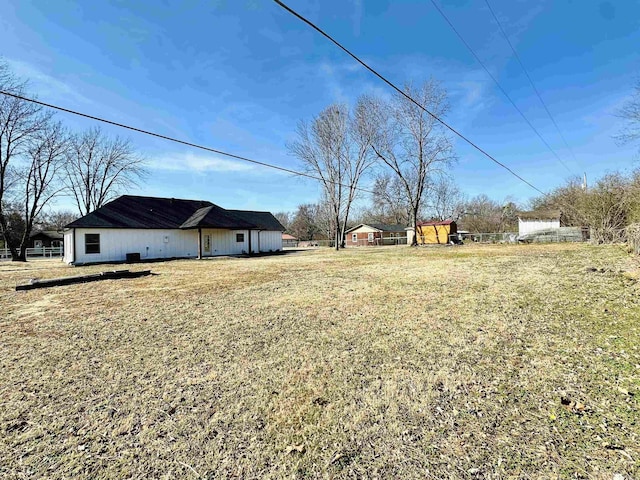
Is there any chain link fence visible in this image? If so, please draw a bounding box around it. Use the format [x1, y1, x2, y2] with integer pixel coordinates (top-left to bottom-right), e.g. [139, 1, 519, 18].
[292, 226, 635, 249]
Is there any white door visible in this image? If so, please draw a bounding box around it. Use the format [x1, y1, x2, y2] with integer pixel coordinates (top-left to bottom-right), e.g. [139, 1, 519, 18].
[203, 234, 211, 255]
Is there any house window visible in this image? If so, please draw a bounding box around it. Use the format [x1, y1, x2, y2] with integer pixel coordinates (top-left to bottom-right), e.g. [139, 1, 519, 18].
[352, 233, 357, 243]
[85, 234, 100, 254]
[236, 233, 245, 243]
[368, 233, 374, 242]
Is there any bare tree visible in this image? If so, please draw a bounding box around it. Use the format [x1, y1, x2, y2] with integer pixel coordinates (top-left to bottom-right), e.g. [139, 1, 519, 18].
[40, 209, 78, 231]
[289, 100, 375, 250]
[65, 127, 146, 215]
[457, 195, 519, 233]
[425, 175, 465, 221]
[289, 204, 319, 241]
[529, 175, 586, 226]
[274, 211, 291, 232]
[11, 121, 69, 260]
[528, 171, 640, 242]
[314, 195, 337, 245]
[0, 61, 54, 260]
[365, 172, 411, 225]
[367, 80, 456, 246]
[616, 78, 640, 152]
[458, 194, 503, 233]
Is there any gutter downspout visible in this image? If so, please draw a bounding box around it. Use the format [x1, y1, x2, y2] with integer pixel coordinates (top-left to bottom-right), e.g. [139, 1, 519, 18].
[72, 228, 76, 264]
[197, 228, 202, 259]
[248, 229, 252, 255]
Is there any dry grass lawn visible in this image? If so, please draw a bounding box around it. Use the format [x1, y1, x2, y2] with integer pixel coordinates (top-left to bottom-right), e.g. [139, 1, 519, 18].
[1, 243, 639, 479]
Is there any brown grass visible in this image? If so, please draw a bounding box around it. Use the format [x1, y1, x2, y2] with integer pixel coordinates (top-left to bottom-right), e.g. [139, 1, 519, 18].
[1, 243, 639, 479]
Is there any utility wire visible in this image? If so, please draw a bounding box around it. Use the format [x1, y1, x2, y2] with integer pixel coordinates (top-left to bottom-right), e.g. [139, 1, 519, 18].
[272, 0, 594, 226]
[273, 0, 547, 196]
[483, 0, 580, 167]
[428, 0, 573, 175]
[0, 89, 376, 196]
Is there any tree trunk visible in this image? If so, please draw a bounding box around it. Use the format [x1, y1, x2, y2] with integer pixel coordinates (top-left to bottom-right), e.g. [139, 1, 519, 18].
[1, 228, 23, 261]
[10, 245, 26, 262]
[411, 208, 419, 246]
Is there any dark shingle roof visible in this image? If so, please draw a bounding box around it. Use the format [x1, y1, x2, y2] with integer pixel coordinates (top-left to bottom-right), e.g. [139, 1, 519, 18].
[30, 230, 63, 239]
[368, 224, 407, 232]
[180, 205, 256, 229]
[66, 196, 212, 229]
[65, 195, 283, 231]
[228, 210, 285, 231]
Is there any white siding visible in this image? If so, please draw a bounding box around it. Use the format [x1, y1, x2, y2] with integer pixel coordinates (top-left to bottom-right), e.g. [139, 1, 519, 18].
[250, 230, 260, 254]
[257, 230, 282, 252]
[204, 229, 282, 255]
[205, 229, 248, 256]
[405, 228, 415, 245]
[71, 228, 199, 264]
[65, 228, 284, 264]
[63, 230, 74, 263]
[518, 219, 560, 236]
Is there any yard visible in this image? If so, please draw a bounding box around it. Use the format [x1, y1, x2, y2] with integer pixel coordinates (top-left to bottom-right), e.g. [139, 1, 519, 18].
[1, 244, 639, 479]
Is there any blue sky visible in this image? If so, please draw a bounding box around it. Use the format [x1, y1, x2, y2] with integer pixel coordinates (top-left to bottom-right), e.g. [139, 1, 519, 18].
[1, 0, 639, 214]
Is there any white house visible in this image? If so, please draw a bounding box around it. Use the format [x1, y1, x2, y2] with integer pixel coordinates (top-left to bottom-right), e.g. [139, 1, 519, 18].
[517, 210, 562, 237]
[63, 195, 285, 265]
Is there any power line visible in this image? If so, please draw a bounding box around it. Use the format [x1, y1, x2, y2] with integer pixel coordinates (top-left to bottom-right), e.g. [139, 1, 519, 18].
[272, 0, 595, 227]
[427, 0, 573, 175]
[272, 0, 547, 196]
[0, 89, 376, 196]
[483, 0, 580, 168]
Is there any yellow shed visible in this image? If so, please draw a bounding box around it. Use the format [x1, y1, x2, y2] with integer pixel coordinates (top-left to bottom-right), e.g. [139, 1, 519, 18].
[416, 220, 457, 244]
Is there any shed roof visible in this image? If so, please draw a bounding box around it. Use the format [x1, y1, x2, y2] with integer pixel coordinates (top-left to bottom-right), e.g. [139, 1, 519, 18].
[417, 219, 456, 227]
[518, 210, 561, 220]
[65, 195, 283, 231]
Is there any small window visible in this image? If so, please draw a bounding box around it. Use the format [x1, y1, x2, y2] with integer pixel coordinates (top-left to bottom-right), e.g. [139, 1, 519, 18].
[352, 233, 357, 243]
[85, 234, 100, 254]
[368, 232, 374, 242]
[236, 233, 245, 243]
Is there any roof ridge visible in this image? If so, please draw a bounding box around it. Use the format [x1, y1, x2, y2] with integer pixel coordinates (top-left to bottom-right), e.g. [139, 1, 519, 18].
[119, 194, 213, 204]
[228, 208, 272, 214]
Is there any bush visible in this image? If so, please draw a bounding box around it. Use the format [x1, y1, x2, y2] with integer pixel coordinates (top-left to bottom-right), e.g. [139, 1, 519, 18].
[626, 224, 640, 254]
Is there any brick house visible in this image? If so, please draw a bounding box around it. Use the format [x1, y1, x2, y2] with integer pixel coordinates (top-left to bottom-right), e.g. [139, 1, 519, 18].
[344, 224, 407, 246]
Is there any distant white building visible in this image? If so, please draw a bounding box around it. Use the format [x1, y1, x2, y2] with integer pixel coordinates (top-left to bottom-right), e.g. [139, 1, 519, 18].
[517, 210, 562, 237]
[63, 195, 285, 265]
